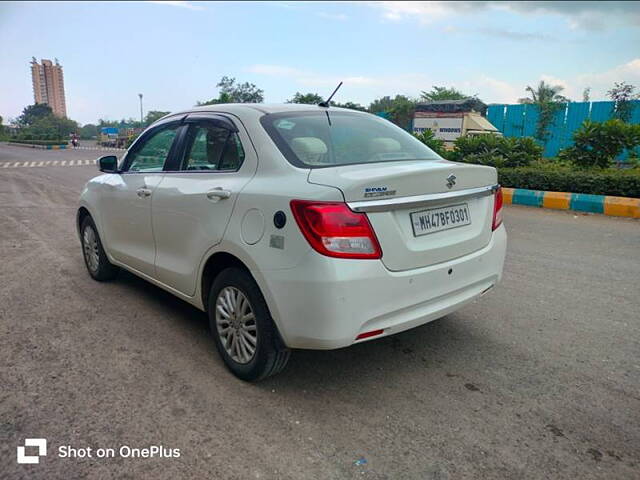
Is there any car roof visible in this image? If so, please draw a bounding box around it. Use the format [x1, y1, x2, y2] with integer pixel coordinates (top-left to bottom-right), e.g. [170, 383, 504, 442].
[172, 103, 364, 116]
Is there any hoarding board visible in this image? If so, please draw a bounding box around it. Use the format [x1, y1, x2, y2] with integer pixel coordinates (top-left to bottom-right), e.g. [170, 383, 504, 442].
[413, 116, 464, 142]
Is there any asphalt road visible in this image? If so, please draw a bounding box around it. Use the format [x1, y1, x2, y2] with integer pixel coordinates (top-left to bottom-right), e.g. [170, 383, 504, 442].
[1, 143, 639, 479]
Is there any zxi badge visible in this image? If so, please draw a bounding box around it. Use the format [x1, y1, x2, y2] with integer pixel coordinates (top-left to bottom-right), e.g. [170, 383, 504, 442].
[446, 174, 457, 189]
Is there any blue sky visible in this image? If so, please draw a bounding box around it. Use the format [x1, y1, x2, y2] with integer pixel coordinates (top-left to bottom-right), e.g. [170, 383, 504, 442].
[1, 1, 639, 125]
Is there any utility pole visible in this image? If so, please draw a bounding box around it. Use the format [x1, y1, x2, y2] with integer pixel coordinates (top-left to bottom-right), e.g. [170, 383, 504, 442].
[138, 93, 143, 126]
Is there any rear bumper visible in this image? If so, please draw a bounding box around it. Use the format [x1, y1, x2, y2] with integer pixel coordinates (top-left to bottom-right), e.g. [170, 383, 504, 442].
[260, 225, 507, 350]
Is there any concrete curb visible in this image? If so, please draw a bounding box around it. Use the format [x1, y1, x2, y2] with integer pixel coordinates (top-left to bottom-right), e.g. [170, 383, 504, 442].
[8, 142, 67, 150]
[503, 188, 639, 218]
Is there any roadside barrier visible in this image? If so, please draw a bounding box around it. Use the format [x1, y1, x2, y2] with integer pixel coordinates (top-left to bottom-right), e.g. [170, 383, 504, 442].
[503, 187, 639, 218]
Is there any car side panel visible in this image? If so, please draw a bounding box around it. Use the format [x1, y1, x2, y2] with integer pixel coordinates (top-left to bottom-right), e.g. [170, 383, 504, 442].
[151, 121, 258, 296]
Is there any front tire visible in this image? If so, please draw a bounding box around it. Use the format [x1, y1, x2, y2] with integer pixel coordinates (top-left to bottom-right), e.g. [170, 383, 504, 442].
[208, 267, 290, 381]
[80, 216, 119, 281]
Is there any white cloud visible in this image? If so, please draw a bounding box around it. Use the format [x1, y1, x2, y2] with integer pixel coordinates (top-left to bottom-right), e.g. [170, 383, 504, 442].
[539, 74, 569, 91]
[500, 1, 640, 31]
[375, 1, 459, 24]
[247, 59, 640, 105]
[370, 1, 640, 31]
[472, 59, 640, 104]
[146, 1, 204, 11]
[246, 64, 377, 89]
[466, 75, 522, 104]
[577, 59, 640, 98]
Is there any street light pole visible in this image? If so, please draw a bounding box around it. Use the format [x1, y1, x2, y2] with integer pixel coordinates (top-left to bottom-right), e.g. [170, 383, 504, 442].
[138, 93, 143, 126]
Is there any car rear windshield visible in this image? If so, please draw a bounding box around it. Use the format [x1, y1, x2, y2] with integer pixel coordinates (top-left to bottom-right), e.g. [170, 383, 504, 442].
[260, 110, 441, 168]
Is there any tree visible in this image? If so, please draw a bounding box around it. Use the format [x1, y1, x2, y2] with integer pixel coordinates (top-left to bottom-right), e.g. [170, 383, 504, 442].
[369, 96, 396, 113]
[79, 124, 98, 139]
[98, 118, 119, 128]
[144, 110, 170, 126]
[388, 95, 416, 130]
[14, 103, 78, 140]
[287, 92, 323, 104]
[582, 87, 591, 103]
[197, 76, 264, 105]
[22, 115, 78, 140]
[17, 104, 53, 126]
[331, 101, 367, 112]
[607, 81, 638, 123]
[368, 95, 416, 130]
[420, 86, 468, 101]
[523, 80, 569, 142]
[524, 80, 569, 104]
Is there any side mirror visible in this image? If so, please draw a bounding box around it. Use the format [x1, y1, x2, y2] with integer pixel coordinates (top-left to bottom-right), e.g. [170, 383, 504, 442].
[98, 155, 118, 173]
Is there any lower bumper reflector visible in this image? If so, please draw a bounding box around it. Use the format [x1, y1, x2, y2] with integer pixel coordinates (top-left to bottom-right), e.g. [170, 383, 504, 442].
[356, 329, 385, 340]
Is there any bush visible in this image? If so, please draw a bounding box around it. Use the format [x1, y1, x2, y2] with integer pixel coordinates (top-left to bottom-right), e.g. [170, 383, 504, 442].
[498, 165, 640, 198]
[412, 129, 447, 157]
[125, 134, 140, 149]
[449, 134, 542, 168]
[559, 119, 640, 169]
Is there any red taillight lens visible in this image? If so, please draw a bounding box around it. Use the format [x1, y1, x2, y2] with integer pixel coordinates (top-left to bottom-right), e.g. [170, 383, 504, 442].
[492, 187, 503, 231]
[290, 200, 382, 259]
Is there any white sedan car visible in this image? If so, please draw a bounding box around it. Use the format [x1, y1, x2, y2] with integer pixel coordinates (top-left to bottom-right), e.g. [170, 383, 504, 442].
[78, 104, 506, 381]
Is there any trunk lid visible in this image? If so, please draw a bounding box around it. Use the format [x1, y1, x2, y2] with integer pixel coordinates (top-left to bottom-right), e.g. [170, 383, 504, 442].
[308, 160, 498, 271]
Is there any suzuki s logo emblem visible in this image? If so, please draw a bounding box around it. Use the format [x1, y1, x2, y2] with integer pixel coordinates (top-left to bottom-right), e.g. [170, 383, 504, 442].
[446, 174, 457, 189]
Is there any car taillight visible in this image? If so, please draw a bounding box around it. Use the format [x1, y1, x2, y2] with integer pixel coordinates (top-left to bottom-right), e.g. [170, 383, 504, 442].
[492, 187, 503, 231]
[290, 200, 382, 259]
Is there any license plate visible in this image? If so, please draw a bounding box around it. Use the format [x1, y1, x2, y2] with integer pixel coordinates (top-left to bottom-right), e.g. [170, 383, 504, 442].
[410, 203, 471, 237]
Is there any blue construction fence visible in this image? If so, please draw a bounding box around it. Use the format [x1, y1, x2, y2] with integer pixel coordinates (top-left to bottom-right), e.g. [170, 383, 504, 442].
[487, 100, 640, 160]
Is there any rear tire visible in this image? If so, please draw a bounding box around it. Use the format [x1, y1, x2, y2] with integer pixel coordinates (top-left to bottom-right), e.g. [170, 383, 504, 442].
[80, 216, 119, 281]
[208, 267, 290, 381]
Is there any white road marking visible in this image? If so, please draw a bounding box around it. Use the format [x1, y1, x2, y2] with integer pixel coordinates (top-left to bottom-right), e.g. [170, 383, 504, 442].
[0, 158, 114, 169]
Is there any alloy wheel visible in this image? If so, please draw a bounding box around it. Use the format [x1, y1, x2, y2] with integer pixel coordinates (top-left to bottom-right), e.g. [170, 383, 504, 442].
[215, 286, 258, 364]
[83, 226, 100, 273]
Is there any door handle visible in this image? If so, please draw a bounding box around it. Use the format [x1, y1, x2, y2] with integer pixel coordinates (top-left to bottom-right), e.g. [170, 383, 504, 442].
[206, 188, 232, 201]
[136, 187, 152, 198]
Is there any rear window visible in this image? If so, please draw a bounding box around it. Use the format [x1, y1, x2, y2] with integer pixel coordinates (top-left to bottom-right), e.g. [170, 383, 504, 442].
[260, 111, 441, 168]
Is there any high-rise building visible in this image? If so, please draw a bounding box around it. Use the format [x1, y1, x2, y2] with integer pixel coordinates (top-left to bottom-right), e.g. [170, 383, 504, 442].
[31, 57, 67, 117]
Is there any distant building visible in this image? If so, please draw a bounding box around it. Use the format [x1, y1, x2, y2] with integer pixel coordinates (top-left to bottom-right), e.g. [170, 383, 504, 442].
[413, 98, 499, 149]
[30, 57, 67, 117]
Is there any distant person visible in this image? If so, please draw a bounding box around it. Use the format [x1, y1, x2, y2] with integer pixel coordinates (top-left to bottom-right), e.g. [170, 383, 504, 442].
[71, 134, 79, 148]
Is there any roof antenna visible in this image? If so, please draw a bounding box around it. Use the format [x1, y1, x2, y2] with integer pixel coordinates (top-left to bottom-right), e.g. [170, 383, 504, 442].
[318, 81, 343, 108]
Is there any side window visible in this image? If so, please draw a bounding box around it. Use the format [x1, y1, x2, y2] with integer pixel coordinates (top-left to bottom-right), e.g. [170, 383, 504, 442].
[182, 123, 245, 171]
[219, 132, 245, 171]
[127, 126, 179, 172]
